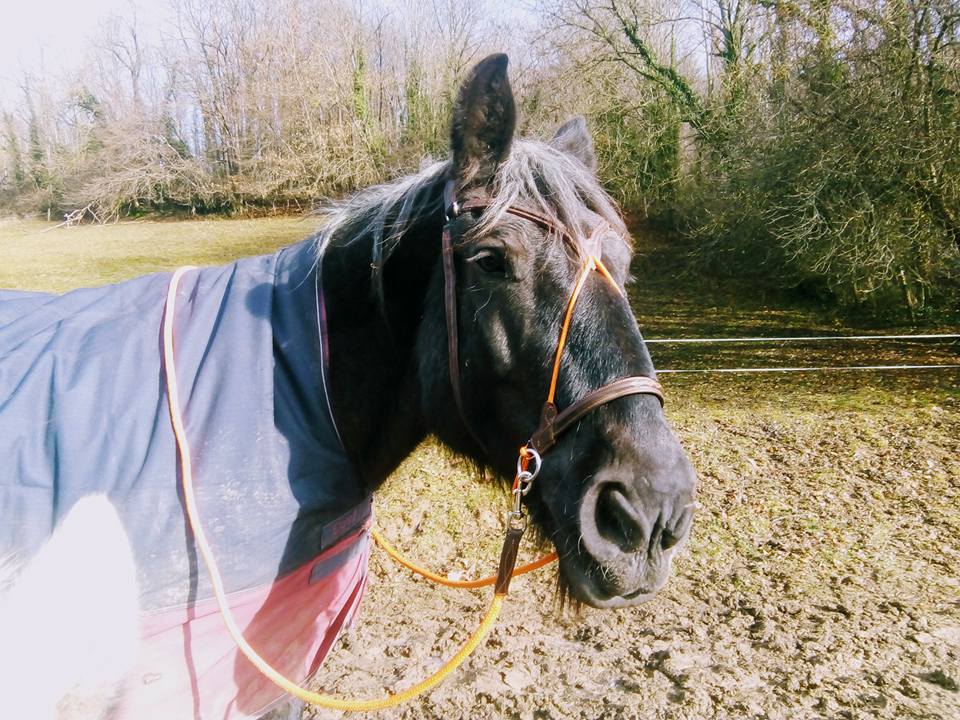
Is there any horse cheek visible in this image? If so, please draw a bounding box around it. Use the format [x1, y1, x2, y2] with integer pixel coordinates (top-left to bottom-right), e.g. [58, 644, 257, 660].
[477, 311, 514, 378]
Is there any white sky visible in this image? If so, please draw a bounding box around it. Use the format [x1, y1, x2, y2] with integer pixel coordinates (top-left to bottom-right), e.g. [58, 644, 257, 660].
[0, 0, 162, 109]
[0, 0, 708, 111]
[0, 0, 541, 100]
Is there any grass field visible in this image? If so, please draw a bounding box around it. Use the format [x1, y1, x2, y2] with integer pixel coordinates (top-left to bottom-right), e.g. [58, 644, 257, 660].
[2, 216, 957, 719]
[0, 216, 310, 293]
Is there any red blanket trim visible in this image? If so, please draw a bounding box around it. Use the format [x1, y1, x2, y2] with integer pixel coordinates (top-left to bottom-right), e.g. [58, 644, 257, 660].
[117, 526, 370, 719]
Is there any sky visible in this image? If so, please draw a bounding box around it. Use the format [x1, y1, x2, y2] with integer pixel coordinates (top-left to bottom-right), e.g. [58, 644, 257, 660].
[0, 0, 163, 108]
[0, 0, 540, 111]
[0, 0, 709, 111]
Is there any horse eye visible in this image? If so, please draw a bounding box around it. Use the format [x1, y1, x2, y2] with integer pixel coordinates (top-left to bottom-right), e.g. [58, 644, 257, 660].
[469, 249, 506, 275]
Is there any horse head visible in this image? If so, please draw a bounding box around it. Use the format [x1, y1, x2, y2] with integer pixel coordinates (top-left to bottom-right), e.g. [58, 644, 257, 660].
[417, 55, 698, 608]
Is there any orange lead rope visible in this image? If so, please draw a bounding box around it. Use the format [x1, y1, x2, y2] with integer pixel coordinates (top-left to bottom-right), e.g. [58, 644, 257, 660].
[370, 528, 557, 588]
[162, 252, 618, 710]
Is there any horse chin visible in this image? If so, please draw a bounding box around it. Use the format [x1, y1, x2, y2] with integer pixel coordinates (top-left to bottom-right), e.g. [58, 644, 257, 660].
[558, 553, 672, 609]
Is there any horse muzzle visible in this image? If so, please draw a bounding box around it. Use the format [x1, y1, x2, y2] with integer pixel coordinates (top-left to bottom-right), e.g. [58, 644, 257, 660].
[561, 455, 697, 608]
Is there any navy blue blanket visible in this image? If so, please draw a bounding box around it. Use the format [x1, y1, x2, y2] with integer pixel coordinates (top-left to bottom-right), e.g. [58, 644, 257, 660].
[0, 239, 367, 609]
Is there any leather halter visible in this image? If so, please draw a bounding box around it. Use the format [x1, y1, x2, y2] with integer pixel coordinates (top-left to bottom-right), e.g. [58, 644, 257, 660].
[440, 179, 664, 465]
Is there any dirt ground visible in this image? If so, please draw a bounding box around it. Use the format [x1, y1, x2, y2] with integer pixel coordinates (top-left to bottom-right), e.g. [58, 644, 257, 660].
[308, 240, 960, 719]
[310, 370, 959, 720]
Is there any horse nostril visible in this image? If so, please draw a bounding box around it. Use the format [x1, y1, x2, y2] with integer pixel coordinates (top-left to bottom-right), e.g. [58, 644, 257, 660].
[660, 504, 694, 550]
[595, 485, 648, 553]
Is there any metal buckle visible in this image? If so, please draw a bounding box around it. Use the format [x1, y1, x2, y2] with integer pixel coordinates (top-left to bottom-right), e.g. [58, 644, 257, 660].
[516, 446, 541, 479]
[445, 200, 460, 222]
[507, 444, 542, 528]
[506, 507, 527, 531]
[516, 470, 535, 497]
[511, 481, 526, 516]
[443, 179, 460, 221]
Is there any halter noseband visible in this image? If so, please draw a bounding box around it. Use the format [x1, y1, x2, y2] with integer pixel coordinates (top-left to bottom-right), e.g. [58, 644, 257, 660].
[440, 180, 664, 507]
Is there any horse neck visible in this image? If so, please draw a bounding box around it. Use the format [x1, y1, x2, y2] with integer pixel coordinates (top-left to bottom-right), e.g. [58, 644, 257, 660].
[320, 204, 444, 492]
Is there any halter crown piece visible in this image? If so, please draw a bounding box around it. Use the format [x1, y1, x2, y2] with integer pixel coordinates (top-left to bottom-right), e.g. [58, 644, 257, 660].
[440, 178, 665, 589]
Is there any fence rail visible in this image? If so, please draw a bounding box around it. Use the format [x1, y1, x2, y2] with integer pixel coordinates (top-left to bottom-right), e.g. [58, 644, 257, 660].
[659, 364, 960, 374]
[645, 333, 960, 344]
[649, 333, 959, 374]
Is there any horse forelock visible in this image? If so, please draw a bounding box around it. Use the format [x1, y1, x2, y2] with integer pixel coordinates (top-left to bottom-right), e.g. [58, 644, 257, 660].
[314, 139, 629, 299]
[480, 139, 630, 260]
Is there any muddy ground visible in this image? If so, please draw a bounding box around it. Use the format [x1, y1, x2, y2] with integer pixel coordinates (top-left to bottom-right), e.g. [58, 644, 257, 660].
[309, 242, 960, 719]
[311, 372, 959, 720]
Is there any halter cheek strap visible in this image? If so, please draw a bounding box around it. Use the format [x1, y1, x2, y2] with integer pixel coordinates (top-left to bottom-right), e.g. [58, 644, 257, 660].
[529, 255, 664, 456]
[441, 209, 489, 452]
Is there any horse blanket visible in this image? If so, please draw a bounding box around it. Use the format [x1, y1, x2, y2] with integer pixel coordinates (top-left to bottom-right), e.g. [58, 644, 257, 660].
[0, 238, 371, 718]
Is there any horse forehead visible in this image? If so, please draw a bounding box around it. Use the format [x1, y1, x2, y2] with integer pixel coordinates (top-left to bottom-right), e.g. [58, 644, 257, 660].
[491, 199, 629, 275]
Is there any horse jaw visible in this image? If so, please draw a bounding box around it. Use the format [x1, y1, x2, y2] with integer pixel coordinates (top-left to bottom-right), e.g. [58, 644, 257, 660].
[0, 495, 139, 720]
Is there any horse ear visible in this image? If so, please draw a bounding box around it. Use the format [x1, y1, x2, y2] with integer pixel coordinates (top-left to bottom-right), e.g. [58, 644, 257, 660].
[551, 116, 597, 172]
[450, 53, 516, 189]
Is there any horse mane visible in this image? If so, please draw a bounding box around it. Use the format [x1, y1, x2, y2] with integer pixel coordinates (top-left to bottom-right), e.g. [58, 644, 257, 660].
[315, 139, 630, 300]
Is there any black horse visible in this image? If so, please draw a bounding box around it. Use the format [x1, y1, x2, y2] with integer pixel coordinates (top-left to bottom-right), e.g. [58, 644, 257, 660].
[324, 53, 697, 605]
[0, 54, 696, 719]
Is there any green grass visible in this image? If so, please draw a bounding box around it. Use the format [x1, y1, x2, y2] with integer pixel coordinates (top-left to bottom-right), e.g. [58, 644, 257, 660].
[629, 232, 960, 384]
[0, 216, 314, 293]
